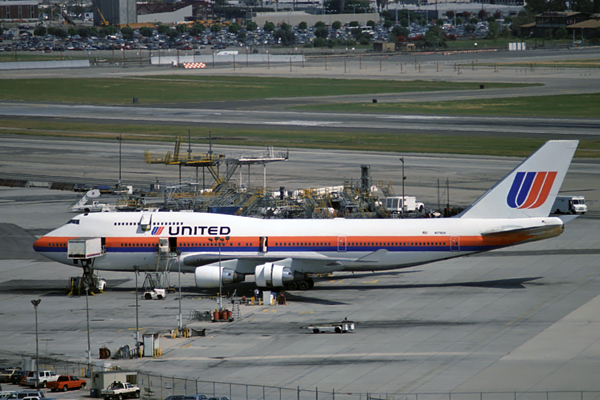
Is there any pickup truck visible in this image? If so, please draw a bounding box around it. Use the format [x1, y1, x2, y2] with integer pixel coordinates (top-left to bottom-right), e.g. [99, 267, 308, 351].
[46, 375, 86, 392]
[101, 381, 140, 400]
[26, 371, 58, 388]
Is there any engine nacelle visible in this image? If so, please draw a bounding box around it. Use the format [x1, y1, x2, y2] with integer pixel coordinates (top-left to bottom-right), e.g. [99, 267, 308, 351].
[194, 266, 243, 288]
[255, 263, 298, 288]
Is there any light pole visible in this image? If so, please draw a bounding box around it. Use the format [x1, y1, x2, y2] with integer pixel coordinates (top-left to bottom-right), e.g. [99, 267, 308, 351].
[84, 283, 91, 369]
[399, 157, 405, 215]
[117, 135, 122, 187]
[31, 299, 41, 389]
[176, 251, 182, 331]
[133, 266, 139, 343]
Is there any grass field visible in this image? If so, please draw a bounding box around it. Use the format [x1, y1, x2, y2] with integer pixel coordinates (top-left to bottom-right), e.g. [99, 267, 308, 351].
[474, 58, 600, 69]
[294, 92, 600, 118]
[0, 76, 532, 104]
[1, 118, 598, 158]
[0, 74, 597, 157]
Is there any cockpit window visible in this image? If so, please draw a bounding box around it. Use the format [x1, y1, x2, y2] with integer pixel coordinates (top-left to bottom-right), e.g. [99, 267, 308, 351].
[67, 219, 80, 225]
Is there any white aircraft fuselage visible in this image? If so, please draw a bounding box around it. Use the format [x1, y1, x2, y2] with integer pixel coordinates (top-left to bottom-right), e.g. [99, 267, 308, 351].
[33, 211, 563, 273]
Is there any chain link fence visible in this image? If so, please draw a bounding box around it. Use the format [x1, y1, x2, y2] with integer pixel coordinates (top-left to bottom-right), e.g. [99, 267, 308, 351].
[4, 354, 600, 400]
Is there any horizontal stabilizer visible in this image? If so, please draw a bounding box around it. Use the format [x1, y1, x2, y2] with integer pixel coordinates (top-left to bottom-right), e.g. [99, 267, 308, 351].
[481, 224, 562, 241]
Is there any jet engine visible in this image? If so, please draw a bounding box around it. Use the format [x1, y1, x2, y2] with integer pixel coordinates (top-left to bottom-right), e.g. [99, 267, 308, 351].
[194, 266, 243, 288]
[255, 263, 301, 288]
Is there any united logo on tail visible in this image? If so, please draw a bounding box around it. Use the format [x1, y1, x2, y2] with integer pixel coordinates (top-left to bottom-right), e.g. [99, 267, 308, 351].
[507, 171, 557, 209]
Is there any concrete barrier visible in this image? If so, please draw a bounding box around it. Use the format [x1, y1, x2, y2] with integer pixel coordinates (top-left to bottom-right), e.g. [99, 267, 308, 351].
[151, 54, 305, 66]
[0, 60, 90, 70]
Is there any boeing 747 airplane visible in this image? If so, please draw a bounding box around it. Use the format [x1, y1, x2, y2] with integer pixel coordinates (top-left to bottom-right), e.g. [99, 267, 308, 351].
[33, 140, 579, 290]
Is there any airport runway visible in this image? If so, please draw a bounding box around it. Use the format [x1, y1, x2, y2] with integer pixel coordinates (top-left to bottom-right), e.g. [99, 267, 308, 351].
[2, 48, 600, 138]
[1, 102, 600, 139]
[1, 138, 600, 398]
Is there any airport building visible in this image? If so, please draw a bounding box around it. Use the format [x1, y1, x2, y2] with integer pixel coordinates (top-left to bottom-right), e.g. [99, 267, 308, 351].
[94, 0, 137, 26]
[0, 0, 39, 21]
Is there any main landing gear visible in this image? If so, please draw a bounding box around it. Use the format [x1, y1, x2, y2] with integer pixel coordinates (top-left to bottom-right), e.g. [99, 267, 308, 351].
[284, 277, 314, 291]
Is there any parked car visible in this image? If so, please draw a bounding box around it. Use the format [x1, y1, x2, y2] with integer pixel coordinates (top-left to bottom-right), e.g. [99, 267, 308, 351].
[182, 396, 207, 400]
[46, 375, 86, 392]
[26, 371, 57, 388]
[0, 368, 21, 383]
[20, 372, 34, 386]
[3, 391, 47, 400]
[10, 371, 29, 385]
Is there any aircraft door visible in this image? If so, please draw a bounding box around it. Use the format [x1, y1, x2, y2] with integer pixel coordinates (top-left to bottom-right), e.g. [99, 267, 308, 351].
[450, 237, 460, 251]
[169, 237, 178, 253]
[259, 237, 268, 253]
[337, 237, 347, 252]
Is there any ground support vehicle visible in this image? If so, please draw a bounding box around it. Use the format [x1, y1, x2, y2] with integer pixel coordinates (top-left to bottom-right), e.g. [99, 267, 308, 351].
[46, 375, 86, 392]
[303, 321, 355, 333]
[143, 288, 165, 300]
[101, 382, 140, 400]
[552, 195, 587, 214]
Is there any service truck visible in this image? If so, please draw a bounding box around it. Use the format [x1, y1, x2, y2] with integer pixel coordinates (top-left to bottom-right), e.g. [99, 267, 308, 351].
[385, 196, 425, 214]
[67, 238, 105, 260]
[101, 382, 140, 400]
[552, 196, 587, 214]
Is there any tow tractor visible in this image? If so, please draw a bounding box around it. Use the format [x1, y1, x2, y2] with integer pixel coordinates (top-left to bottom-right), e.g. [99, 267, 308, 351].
[303, 320, 355, 334]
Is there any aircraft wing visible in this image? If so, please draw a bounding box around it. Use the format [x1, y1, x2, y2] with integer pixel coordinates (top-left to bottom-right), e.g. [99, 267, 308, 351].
[182, 249, 388, 267]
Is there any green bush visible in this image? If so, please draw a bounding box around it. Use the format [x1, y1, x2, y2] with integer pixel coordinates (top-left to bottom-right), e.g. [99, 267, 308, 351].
[139, 26, 153, 37]
[34, 26, 47, 37]
[263, 22, 275, 32]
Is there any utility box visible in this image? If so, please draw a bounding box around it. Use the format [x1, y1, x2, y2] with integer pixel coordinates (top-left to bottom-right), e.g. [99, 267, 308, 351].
[142, 334, 160, 357]
[263, 291, 274, 306]
[68, 238, 105, 259]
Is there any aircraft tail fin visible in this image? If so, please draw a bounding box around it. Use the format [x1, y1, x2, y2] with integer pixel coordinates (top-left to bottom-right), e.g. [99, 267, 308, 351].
[458, 140, 579, 219]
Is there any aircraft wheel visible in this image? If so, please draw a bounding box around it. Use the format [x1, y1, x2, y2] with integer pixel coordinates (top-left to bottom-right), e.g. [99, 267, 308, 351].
[313, 328, 320, 334]
[298, 280, 310, 290]
[307, 277, 315, 288]
[286, 281, 298, 290]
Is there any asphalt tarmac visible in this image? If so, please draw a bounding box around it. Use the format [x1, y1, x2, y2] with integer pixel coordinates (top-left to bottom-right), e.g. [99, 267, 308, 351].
[1, 139, 599, 399]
